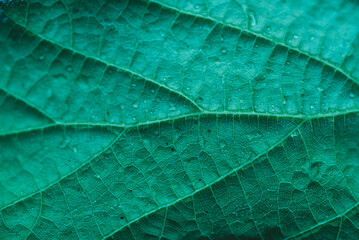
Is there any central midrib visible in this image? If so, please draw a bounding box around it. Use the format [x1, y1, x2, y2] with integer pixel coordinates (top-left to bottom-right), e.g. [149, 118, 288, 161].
[1, 109, 359, 137]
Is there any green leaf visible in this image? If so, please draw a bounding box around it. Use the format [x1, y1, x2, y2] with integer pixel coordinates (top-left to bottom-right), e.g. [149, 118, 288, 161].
[1, 0, 359, 239]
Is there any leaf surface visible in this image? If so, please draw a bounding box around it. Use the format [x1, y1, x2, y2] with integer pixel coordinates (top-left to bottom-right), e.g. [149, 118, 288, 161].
[1, 0, 359, 239]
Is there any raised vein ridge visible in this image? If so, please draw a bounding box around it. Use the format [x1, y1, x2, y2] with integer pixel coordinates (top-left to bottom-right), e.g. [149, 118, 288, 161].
[149, 0, 359, 85]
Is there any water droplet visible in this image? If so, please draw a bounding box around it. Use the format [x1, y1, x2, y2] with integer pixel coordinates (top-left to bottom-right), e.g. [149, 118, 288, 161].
[195, 4, 200, 9]
[120, 104, 125, 110]
[310, 105, 314, 109]
[310, 36, 315, 41]
[283, 99, 287, 105]
[59, 137, 70, 149]
[317, 86, 324, 92]
[195, 97, 204, 105]
[221, 48, 227, 54]
[266, 26, 271, 31]
[293, 35, 299, 39]
[220, 142, 226, 148]
[154, 130, 159, 135]
[132, 103, 138, 108]
[291, 132, 298, 137]
[150, 89, 155, 93]
[170, 106, 176, 111]
[131, 83, 136, 87]
[73, 147, 78, 153]
[349, 92, 355, 98]
[39, 55, 44, 61]
[248, 11, 257, 27]
[66, 66, 73, 72]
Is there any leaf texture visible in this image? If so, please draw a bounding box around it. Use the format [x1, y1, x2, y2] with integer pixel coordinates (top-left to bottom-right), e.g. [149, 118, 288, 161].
[1, 0, 359, 239]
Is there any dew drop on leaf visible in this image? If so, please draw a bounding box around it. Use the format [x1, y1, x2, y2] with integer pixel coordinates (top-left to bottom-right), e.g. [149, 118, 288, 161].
[248, 11, 257, 27]
[59, 137, 70, 149]
[195, 97, 203, 105]
[317, 86, 324, 92]
[291, 132, 298, 137]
